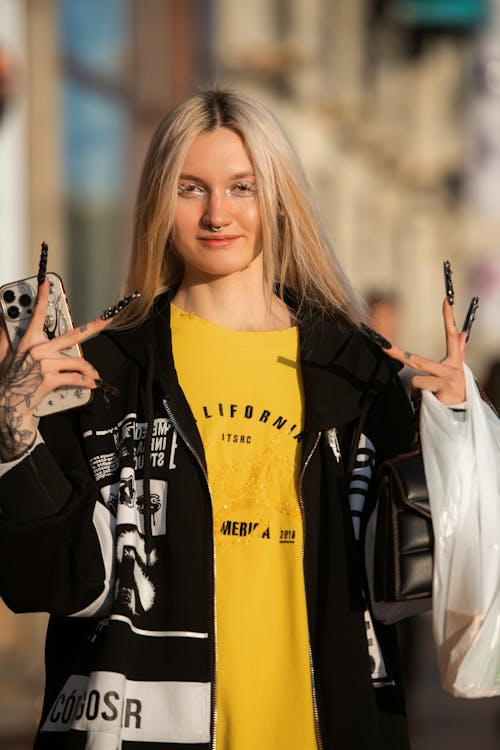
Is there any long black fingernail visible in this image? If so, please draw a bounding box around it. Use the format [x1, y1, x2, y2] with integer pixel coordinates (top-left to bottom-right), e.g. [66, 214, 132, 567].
[95, 378, 120, 395]
[361, 323, 392, 349]
[443, 260, 454, 306]
[462, 296, 479, 343]
[38, 242, 48, 286]
[95, 379, 120, 408]
[100, 291, 140, 320]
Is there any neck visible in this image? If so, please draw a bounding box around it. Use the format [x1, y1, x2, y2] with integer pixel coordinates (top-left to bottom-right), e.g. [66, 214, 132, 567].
[172, 275, 293, 332]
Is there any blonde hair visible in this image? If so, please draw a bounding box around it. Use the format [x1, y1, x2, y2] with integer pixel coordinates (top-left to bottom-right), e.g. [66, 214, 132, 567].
[118, 89, 366, 328]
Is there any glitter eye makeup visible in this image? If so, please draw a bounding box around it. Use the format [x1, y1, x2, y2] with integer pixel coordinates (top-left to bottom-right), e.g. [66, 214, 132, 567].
[227, 182, 257, 198]
[178, 184, 206, 198]
[177, 181, 257, 199]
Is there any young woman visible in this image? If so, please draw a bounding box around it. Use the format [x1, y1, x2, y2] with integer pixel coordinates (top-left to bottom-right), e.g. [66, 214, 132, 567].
[0, 90, 467, 750]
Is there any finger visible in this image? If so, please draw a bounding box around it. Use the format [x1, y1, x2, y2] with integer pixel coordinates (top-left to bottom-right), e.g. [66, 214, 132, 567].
[44, 314, 113, 353]
[47, 291, 140, 352]
[34, 357, 100, 397]
[442, 298, 462, 363]
[31, 276, 50, 327]
[0, 316, 12, 361]
[458, 331, 467, 362]
[384, 343, 453, 378]
[17, 278, 51, 350]
[42, 370, 101, 392]
[23, 290, 140, 358]
[411, 371, 466, 405]
[410, 374, 445, 393]
[38, 356, 99, 379]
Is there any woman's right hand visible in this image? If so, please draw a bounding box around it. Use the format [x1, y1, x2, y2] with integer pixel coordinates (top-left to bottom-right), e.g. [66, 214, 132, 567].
[0, 278, 112, 462]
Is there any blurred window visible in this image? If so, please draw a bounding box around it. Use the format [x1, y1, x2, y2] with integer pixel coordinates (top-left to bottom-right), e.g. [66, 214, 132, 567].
[59, 0, 131, 320]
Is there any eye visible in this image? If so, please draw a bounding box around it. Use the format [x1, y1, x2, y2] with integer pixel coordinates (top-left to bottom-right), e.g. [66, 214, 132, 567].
[178, 183, 206, 198]
[227, 182, 257, 198]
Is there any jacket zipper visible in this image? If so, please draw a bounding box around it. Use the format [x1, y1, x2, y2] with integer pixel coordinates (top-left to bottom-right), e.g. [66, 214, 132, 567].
[88, 617, 109, 644]
[163, 399, 218, 750]
[299, 432, 324, 750]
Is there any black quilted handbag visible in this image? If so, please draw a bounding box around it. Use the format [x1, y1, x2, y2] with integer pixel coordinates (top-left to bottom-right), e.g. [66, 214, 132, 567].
[373, 447, 433, 603]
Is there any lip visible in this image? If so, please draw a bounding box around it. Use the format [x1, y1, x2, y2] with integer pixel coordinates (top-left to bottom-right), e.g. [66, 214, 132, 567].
[198, 235, 241, 245]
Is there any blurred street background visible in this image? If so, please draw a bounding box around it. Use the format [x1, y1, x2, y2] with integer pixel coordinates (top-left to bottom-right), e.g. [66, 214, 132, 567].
[0, 0, 499, 747]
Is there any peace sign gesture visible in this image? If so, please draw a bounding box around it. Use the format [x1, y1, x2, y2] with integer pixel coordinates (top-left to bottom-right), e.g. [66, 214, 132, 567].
[362, 261, 474, 406]
[381, 299, 467, 406]
[0, 255, 139, 462]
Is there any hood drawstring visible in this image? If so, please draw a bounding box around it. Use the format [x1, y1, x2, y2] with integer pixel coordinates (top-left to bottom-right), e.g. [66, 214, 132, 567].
[143, 344, 155, 563]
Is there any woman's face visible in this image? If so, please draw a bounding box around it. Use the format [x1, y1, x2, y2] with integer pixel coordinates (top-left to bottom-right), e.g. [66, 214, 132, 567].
[172, 127, 262, 284]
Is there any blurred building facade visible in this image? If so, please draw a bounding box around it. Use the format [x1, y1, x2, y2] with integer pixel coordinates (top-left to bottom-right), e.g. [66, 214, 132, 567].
[213, 0, 498, 373]
[0, 0, 498, 746]
[0, 0, 206, 744]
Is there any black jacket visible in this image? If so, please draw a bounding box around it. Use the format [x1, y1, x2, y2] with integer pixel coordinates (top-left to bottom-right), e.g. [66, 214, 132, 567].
[0, 295, 415, 749]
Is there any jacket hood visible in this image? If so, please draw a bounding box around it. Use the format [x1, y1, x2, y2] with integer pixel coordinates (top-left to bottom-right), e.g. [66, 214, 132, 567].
[98, 293, 174, 387]
[299, 313, 403, 430]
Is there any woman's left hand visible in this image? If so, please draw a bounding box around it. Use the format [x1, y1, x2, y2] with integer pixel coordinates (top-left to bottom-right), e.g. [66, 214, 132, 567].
[381, 299, 467, 406]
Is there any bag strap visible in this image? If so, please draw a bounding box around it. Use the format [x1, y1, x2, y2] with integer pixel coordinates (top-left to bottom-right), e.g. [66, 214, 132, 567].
[346, 394, 372, 477]
[346, 386, 420, 477]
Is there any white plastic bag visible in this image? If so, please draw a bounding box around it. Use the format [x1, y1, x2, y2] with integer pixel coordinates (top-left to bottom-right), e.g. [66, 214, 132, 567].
[420, 364, 500, 698]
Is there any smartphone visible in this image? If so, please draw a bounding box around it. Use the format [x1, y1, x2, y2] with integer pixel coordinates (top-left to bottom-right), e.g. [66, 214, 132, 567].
[0, 272, 91, 416]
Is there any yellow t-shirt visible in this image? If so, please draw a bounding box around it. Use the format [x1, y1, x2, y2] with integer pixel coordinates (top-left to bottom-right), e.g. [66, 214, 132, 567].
[171, 304, 318, 750]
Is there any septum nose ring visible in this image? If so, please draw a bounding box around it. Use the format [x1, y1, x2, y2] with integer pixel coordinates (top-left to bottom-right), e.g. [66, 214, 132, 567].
[208, 225, 224, 232]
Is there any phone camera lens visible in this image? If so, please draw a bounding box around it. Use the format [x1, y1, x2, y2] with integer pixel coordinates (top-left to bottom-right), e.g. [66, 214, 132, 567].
[3, 290, 15, 303]
[7, 306, 19, 319]
[19, 293, 32, 307]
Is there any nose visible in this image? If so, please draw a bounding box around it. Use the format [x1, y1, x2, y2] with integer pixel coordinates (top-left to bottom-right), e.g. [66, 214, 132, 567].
[202, 189, 232, 229]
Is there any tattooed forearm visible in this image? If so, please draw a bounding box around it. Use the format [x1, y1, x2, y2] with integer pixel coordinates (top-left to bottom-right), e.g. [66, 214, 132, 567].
[0, 350, 42, 460]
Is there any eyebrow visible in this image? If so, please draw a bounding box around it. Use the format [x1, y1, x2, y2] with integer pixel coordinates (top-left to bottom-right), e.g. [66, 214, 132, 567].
[178, 172, 256, 183]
